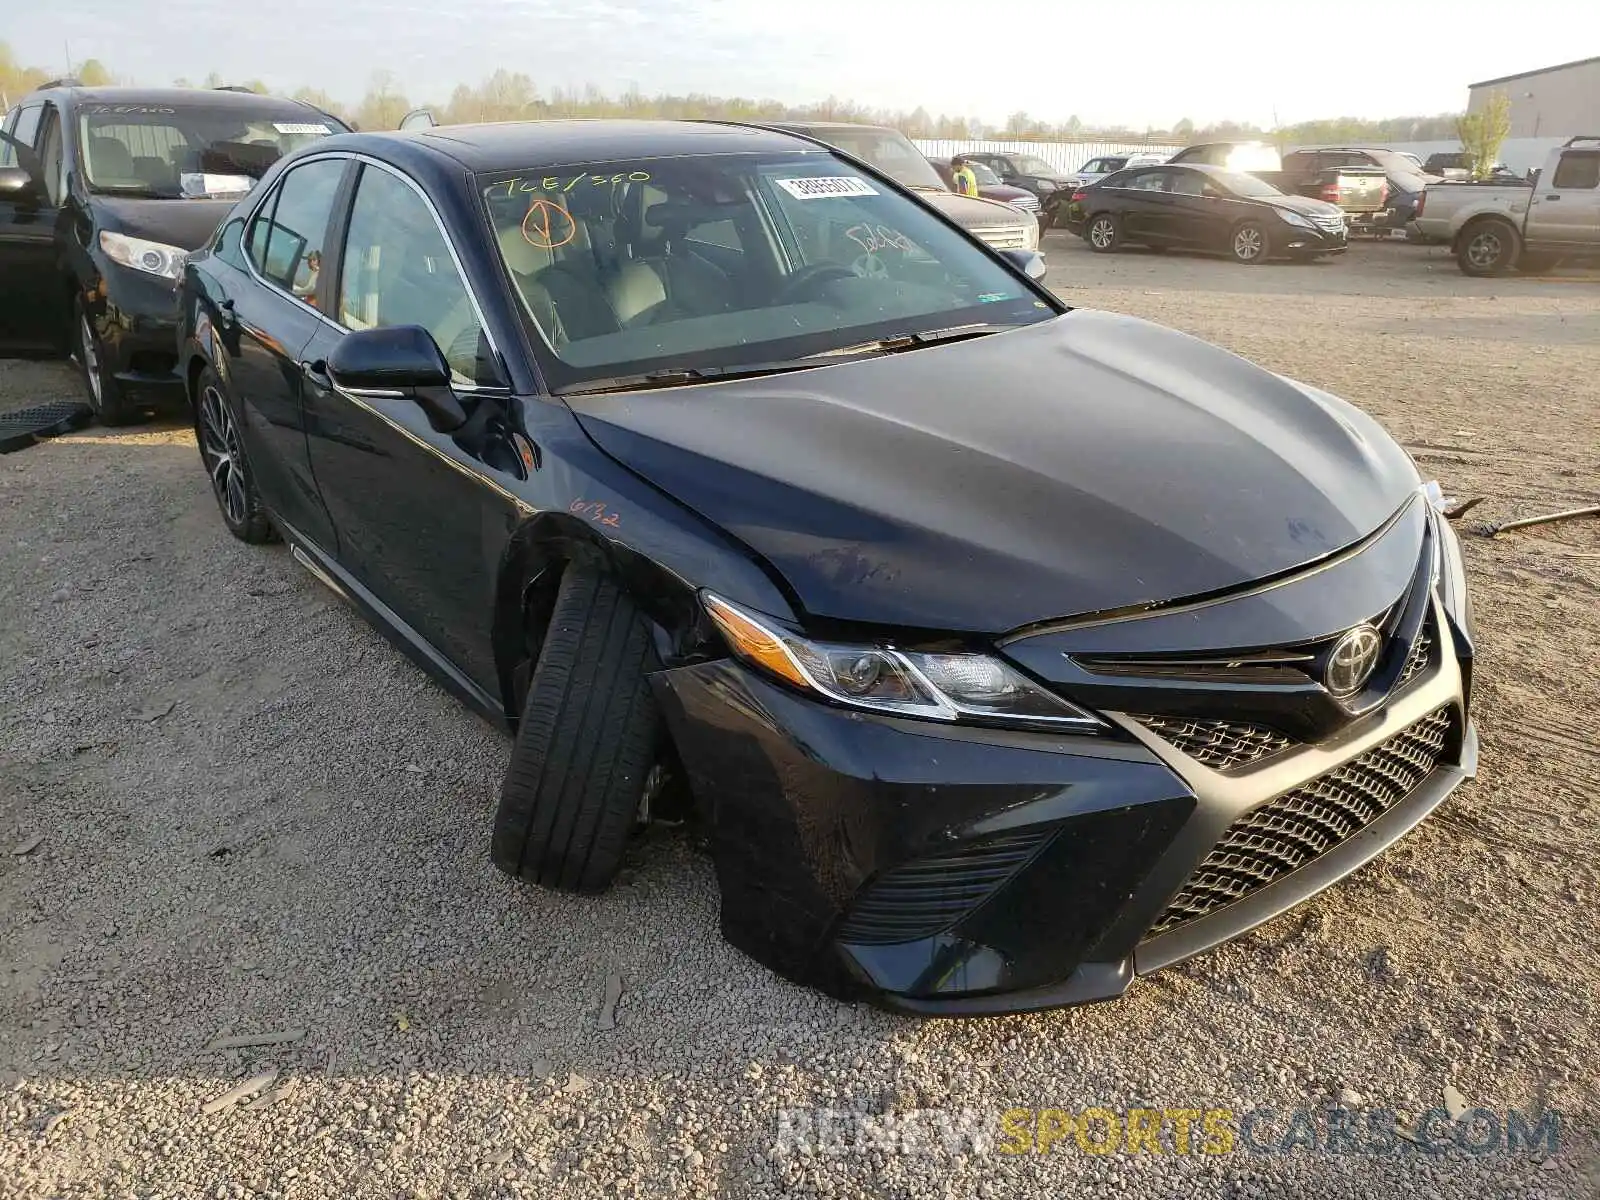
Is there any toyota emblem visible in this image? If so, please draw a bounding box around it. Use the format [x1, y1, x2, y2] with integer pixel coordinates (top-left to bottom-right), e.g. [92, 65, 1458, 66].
[1325, 624, 1384, 697]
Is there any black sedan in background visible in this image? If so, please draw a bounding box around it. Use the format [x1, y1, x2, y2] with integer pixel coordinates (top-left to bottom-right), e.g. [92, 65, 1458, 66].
[1064, 163, 1349, 263]
[178, 119, 1475, 1015]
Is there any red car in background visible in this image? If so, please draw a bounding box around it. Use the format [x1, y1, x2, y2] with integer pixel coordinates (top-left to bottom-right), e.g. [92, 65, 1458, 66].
[926, 156, 1045, 226]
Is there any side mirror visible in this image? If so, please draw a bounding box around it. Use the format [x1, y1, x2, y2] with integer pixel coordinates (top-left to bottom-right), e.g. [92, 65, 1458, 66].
[327, 325, 466, 433]
[0, 166, 40, 205]
[398, 108, 438, 132]
[999, 248, 1048, 280]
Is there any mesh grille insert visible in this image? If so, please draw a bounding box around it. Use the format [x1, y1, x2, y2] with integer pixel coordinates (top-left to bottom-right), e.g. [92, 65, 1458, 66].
[1396, 624, 1434, 690]
[1135, 716, 1295, 772]
[838, 829, 1054, 946]
[1148, 706, 1454, 938]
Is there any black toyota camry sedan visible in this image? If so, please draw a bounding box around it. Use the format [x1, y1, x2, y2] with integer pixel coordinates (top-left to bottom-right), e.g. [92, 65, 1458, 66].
[177, 120, 1477, 1015]
[1064, 163, 1349, 263]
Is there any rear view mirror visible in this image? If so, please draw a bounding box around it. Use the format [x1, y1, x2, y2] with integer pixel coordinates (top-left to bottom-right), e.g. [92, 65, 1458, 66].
[327, 325, 466, 432]
[0, 166, 40, 205]
[999, 248, 1048, 280]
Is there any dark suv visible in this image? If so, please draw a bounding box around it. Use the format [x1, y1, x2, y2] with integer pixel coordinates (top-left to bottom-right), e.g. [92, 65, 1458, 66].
[0, 82, 347, 423]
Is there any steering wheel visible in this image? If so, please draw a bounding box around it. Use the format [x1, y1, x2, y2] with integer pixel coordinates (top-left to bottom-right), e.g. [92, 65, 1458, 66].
[776, 263, 858, 304]
[851, 253, 890, 280]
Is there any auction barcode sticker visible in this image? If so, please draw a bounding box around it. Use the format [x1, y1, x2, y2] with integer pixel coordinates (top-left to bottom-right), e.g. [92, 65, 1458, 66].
[273, 122, 333, 135]
[774, 176, 879, 200]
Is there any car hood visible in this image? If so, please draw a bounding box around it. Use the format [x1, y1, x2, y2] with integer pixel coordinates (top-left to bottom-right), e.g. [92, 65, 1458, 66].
[568, 311, 1421, 634]
[1261, 194, 1343, 218]
[911, 188, 1035, 227]
[980, 184, 1036, 204]
[91, 196, 239, 251]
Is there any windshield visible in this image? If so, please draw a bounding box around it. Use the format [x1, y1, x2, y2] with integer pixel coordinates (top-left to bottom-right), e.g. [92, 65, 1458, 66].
[1014, 155, 1058, 177]
[795, 128, 946, 190]
[78, 103, 339, 199]
[1216, 170, 1282, 197]
[482, 151, 1055, 390]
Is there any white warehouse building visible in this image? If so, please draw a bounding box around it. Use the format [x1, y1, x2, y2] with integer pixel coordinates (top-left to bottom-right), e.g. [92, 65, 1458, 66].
[1468, 56, 1600, 139]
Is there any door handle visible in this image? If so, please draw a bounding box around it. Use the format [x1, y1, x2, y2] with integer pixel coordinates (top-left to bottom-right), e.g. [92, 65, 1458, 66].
[1545, 194, 1562, 201]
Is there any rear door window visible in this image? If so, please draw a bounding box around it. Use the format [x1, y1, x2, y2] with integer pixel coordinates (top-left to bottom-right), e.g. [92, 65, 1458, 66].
[1123, 170, 1169, 192]
[1552, 152, 1600, 190]
[246, 157, 347, 305]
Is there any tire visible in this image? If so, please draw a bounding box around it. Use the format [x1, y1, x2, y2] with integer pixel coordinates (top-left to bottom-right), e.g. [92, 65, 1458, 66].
[1086, 213, 1121, 253]
[1458, 219, 1520, 277]
[73, 301, 139, 426]
[492, 566, 662, 893]
[194, 365, 275, 544]
[1230, 221, 1270, 265]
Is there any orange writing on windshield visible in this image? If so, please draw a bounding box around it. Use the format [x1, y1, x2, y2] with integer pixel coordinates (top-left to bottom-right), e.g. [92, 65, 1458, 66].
[522, 199, 578, 251]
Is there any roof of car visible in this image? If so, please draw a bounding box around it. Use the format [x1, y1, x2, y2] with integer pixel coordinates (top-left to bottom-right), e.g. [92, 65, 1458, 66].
[762, 120, 896, 134]
[372, 119, 820, 170]
[27, 84, 327, 114]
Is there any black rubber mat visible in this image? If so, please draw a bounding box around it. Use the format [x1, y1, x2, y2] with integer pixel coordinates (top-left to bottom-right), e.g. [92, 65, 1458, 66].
[0, 401, 94, 454]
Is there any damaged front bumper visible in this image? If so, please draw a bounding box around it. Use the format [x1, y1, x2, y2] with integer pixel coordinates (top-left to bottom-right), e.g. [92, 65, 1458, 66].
[651, 504, 1477, 1015]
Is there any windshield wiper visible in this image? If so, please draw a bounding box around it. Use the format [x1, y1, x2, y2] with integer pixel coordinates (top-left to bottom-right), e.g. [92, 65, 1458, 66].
[556, 325, 1021, 397]
[800, 323, 1018, 360]
[89, 183, 171, 198]
[555, 362, 826, 398]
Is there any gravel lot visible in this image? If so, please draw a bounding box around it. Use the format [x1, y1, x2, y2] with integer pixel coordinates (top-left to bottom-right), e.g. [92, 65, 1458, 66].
[2, 239, 1597, 1198]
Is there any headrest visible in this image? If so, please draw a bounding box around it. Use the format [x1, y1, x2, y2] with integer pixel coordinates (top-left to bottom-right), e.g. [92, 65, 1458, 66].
[90, 137, 135, 178]
[498, 220, 554, 278]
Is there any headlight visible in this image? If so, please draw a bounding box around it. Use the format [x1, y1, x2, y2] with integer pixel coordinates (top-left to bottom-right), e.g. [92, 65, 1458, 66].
[99, 231, 189, 280]
[1277, 210, 1316, 228]
[703, 593, 1105, 732]
[1023, 219, 1040, 251]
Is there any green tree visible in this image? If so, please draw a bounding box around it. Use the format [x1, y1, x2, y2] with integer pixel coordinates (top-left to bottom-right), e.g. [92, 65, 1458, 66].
[76, 58, 114, 86]
[1457, 90, 1511, 179]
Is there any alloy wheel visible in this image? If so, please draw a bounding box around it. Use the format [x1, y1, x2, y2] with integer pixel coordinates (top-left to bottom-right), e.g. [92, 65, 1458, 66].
[1090, 219, 1115, 249]
[198, 384, 249, 527]
[1233, 227, 1264, 261]
[1466, 231, 1503, 270]
[79, 316, 104, 410]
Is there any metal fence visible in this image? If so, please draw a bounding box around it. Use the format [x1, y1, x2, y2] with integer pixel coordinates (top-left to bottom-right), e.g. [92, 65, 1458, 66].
[914, 138, 1185, 173]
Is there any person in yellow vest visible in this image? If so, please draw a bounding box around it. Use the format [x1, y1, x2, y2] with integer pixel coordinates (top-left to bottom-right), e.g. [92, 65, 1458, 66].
[951, 154, 979, 197]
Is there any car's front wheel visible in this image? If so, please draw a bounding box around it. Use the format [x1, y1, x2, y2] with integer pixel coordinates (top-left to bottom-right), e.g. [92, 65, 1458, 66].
[1230, 222, 1270, 265]
[194, 366, 275, 544]
[73, 301, 138, 426]
[1086, 213, 1121, 253]
[491, 565, 662, 893]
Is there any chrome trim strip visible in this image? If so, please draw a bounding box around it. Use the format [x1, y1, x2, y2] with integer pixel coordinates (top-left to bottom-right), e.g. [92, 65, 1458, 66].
[999, 495, 1420, 644]
[238, 151, 510, 394]
[1104, 594, 1462, 811]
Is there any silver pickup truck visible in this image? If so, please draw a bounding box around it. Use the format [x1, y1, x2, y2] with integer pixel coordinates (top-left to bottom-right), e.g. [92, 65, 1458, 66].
[1410, 137, 1600, 275]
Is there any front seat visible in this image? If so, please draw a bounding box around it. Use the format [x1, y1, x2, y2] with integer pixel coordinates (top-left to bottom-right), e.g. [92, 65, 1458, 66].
[88, 137, 138, 185]
[496, 219, 619, 346]
[607, 192, 735, 328]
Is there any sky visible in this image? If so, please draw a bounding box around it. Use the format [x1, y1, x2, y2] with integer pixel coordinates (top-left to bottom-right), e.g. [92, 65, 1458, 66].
[10, 0, 1598, 129]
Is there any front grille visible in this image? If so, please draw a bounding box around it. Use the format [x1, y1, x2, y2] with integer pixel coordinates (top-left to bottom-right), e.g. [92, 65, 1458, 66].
[972, 223, 1033, 250]
[1147, 706, 1454, 937]
[1135, 716, 1295, 771]
[837, 829, 1053, 945]
[1310, 213, 1347, 233]
[1396, 625, 1434, 689]
[1008, 194, 1041, 213]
